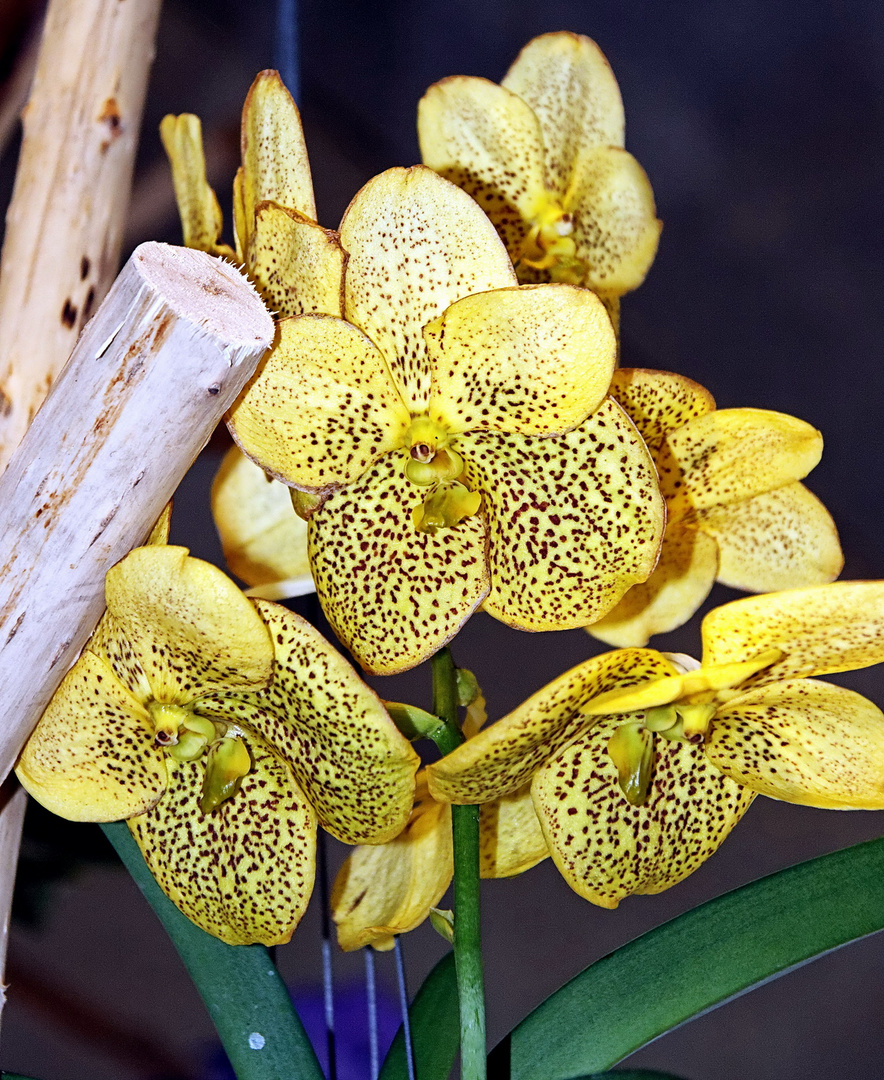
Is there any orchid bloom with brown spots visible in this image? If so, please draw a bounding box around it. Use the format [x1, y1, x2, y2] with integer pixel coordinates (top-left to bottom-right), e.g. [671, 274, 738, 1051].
[228, 164, 665, 675]
[587, 368, 843, 646]
[16, 544, 418, 946]
[418, 31, 662, 330]
[427, 581, 884, 909]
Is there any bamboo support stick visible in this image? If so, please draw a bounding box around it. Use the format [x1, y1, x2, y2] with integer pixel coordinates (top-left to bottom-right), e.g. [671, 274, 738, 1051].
[0, 242, 273, 790]
[0, 0, 163, 470]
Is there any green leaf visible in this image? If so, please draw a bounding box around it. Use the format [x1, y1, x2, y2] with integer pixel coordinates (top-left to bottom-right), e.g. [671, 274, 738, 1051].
[495, 836, 884, 1080]
[380, 951, 459, 1080]
[102, 822, 323, 1080]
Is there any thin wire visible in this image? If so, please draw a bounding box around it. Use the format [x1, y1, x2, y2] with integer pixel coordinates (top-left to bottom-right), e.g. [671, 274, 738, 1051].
[274, 0, 300, 103]
[317, 828, 337, 1080]
[393, 937, 416, 1080]
[364, 947, 379, 1080]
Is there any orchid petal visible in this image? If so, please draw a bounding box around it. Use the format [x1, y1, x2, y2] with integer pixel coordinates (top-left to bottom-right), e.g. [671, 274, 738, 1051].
[659, 409, 823, 520]
[460, 398, 665, 631]
[129, 728, 315, 946]
[480, 784, 549, 877]
[159, 114, 233, 257]
[588, 523, 719, 647]
[16, 651, 166, 822]
[330, 772, 452, 951]
[564, 146, 661, 295]
[249, 203, 345, 318]
[417, 76, 547, 260]
[426, 284, 615, 436]
[696, 482, 843, 593]
[501, 32, 625, 192]
[608, 368, 715, 455]
[211, 447, 312, 591]
[531, 717, 754, 907]
[94, 546, 273, 703]
[228, 314, 411, 493]
[306, 455, 490, 675]
[707, 679, 884, 809]
[339, 166, 516, 412]
[239, 70, 315, 255]
[426, 649, 676, 804]
[701, 581, 884, 685]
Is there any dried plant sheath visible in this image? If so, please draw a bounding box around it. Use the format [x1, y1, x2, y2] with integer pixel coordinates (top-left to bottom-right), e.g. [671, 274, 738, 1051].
[0, 242, 274, 786]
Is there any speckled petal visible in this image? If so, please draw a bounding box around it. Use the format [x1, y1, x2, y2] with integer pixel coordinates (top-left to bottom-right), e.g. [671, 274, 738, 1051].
[707, 679, 884, 809]
[480, 784, 549, 877]
[701, 581, 884, 686]
[659, 409, 823, 521]
[531, 717, 755, 907]
[249, 202, 344, 317]
[331, 772, 452, 951]
[16, 651, 166, 822]
[211, 600, 419, 844]
[307, 454, 490, 675]
[229, 314, 411, 493]
[696, 482, 843, 593]
[418, 76, 548, 259]
[159, 114, 233, 257]
[608, 368, 715, 455]
[239, 70, 315, 253]
[211, 447, 312, 591]
[502, 32, 625, 192]
[588, 523, 719, 647]
[427, 648, 676, 804]
[461, 398, 665, 631]
[426, 284, 615, 436]
[339, 166, 516, 412]
[129, 727, 315, 945]
[96, 546, 273, 703]
[564, 146, 661, 295]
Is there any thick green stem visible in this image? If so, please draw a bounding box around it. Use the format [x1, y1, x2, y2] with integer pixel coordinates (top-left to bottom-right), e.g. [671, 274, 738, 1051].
[101, 822, 323, 1080]
[429, 648, 487, 1080]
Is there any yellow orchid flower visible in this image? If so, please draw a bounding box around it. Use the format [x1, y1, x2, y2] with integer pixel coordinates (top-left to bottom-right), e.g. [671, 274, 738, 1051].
[16, 545, 419, 946]
[587, 368, 843, 646]
[228, 164, 665, 675]
[418, 31, 662, 329]
[162, 69, 339, 599]
[427, 581, 884, 909]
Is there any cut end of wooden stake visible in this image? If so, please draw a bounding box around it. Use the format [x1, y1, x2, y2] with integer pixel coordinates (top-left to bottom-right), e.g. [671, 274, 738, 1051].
[133, 242, 274, 350]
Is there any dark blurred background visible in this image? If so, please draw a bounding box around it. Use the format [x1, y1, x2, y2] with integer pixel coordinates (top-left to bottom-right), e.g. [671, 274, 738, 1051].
[1, 1, 884, 1077]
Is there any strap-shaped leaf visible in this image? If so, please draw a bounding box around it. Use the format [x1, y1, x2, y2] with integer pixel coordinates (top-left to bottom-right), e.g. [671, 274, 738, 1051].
[492, 837, 884, 1079]
[380, 952, 459, 1080]
[102, 822, 323, 1080]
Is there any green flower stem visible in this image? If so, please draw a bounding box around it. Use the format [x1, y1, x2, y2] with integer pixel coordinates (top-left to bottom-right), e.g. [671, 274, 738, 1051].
[101, 822, 324, 1080]
[429, 647, 487, 1080]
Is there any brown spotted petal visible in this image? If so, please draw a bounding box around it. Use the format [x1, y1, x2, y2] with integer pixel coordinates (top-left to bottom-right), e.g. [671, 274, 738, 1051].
[427, 648, 676, 804]
[159, 114, 233, 257]
[339, 166, 516, 413]
[695, 482, 843, 593]
[531, 716, 755, 908]
[417, 75, 548, 260]
[331, 772, 452, 952]
[129, 727, 315, 946]
[94, 547, 274, 704]
[460, 398, 665, 632]
[706, 679, 884, 809]
[16, 651, 166, 822]
[480, 783, 549, 877]
[307, 454, 490, 675]
[229, 314, 411, 493]
[249, 203, 345, 318]
[701, 581, 884, 687]
[608, 368, 716, 456]
[501, 32, 626, 192]
[588, 523, 719, 647]
[426, 284, 616, 436]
